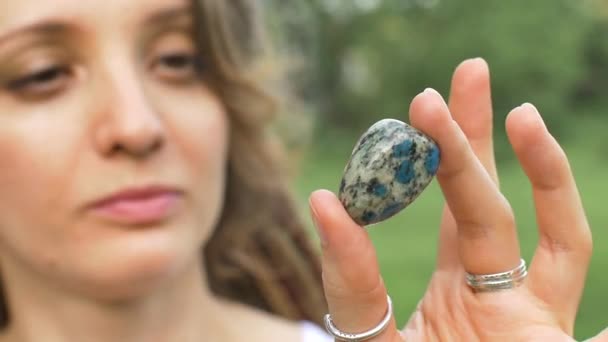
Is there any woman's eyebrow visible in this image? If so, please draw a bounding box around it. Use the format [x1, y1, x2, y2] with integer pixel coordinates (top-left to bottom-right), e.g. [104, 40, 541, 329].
[0, 6, 192, 47]
[144, 6, 192, 27]
[0, 22, 70, 47]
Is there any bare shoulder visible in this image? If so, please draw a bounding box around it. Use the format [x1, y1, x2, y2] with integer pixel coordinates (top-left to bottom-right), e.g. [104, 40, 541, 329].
[220, 299, 306, 341]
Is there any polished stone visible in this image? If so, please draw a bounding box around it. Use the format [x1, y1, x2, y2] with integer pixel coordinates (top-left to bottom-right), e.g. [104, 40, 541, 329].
[339, 119, 440, 226]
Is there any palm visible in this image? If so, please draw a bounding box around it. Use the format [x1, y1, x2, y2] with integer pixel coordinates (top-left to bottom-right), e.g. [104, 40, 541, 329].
[401, 269, 573, 341]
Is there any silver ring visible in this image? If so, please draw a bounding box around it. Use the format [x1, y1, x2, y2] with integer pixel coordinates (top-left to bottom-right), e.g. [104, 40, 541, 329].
[323, 295, 393, 341]
[465, 258, 528, 292]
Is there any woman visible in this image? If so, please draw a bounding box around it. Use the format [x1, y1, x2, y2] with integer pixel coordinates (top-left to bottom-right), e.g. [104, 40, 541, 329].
[0, 0, 600, 341]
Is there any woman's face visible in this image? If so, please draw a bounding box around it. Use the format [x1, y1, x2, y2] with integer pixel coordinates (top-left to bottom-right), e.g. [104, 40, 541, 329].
[0, 0, 228, 298]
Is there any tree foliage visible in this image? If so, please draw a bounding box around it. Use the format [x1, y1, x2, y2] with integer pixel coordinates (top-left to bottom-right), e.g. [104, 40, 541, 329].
[266, 0, 605, 156]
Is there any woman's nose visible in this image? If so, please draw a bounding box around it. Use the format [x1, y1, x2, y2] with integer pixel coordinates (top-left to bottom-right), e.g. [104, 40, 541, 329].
[93, 72, 165, 159]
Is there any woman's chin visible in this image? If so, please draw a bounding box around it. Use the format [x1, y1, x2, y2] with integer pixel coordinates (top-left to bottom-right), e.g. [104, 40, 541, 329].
[68, 226, 203, 301]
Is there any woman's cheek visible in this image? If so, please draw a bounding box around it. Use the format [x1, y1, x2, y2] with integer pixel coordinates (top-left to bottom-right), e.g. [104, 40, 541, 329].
[0, 139, 64, 270]
[161, 87, 229, 184]
[0, 107, 80, 254]
[162, 88, 230, 234]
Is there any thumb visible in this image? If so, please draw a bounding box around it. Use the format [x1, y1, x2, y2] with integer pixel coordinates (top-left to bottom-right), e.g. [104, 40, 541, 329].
[309, 189, 402, 341]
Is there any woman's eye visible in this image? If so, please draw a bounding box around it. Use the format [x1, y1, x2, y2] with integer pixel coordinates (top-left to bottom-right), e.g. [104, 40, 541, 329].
[152, 53, 200, 82]
[7, 66, 71, 97]
[162, 54, 193, 68]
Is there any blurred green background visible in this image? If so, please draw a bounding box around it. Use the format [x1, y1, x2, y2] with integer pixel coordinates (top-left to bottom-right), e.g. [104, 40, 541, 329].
[268, 0, 607, 339]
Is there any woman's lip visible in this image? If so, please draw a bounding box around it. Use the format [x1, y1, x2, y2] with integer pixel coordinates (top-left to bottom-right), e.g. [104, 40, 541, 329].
[88, 187, 183, 225]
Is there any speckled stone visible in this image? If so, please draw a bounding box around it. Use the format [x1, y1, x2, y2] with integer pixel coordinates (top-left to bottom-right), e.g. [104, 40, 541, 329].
[339, 119, 440, 226]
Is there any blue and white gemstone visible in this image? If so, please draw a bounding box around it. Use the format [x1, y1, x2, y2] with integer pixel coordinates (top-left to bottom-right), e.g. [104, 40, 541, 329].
[339, 119, 440, 226]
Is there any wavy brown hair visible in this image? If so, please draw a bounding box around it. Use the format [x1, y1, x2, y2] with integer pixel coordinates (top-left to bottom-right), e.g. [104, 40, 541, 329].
[0, 0, 326, 328]
[193, 0, 327, 326]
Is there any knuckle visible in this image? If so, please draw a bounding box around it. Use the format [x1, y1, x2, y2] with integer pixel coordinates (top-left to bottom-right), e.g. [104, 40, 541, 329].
[534, 148, 571, 191]
[538, 234, 573, 254]
[323, 270, 386, 302]
[437, 149, 470, 179]
[538, 222, 592, 259]
[457, 221, 492, 240]
[456, 201, 515, 241]
[492, 197, 517, 232]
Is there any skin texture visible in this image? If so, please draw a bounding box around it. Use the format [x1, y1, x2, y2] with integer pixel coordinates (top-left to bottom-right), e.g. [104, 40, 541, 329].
[0, 1, 601, 340]
[0, 0, 301, 341]
[310, 58, 597, 341]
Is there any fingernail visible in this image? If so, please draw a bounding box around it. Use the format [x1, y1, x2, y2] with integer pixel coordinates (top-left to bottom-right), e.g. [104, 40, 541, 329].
[424, 87, 439, 95]
[521, 103, 546, 126]
[519, 102, 547, 130]
[309, 198, 327, 247]
[521, 102, 538, 112]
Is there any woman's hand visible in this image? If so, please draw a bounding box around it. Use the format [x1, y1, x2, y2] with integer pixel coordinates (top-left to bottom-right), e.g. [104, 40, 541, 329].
[309, 58, 592, 341]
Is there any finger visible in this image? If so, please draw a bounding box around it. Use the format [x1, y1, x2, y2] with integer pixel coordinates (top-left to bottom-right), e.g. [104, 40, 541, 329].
[438, 58, 499, 270]
[448, 58, 498, 183]
[410, 88, 520, 275]
[506, 103, 592, 329]
[309, 190, 401, 341]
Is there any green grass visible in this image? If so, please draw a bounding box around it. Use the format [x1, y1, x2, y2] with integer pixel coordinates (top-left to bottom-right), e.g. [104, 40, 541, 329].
[293, 127, 607, 340]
